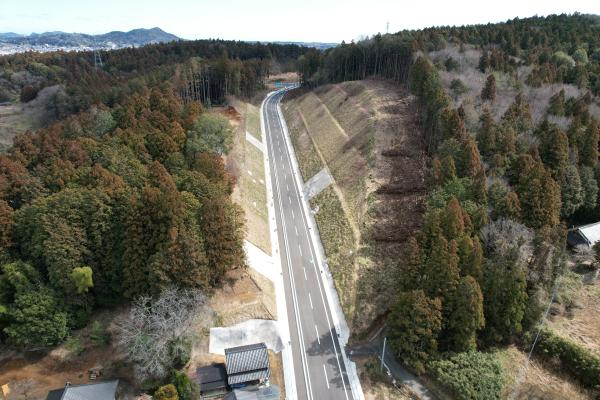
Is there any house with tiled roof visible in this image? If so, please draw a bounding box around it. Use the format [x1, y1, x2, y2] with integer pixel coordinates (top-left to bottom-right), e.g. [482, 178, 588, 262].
[224, 343, 270, 387]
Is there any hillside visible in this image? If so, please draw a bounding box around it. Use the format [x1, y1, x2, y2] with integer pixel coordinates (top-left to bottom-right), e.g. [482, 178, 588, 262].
[283, 80, 427, 333]
[297, 13, 600, 399]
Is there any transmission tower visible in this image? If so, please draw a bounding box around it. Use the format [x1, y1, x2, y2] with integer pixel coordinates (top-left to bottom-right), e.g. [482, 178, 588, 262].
[94, 50, 103, 69]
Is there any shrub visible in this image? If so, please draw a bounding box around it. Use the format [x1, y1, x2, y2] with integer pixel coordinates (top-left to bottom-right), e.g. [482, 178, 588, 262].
[535, 329, 600, 389]
[4, 288, 69, 347]
[89, 321, 111, 345]
[0, 87, 12, 103]
[154, 384, 179, 400]
[19, 85, 39, 103]
[450, 79, 468, 98]
[170, 370, 199, 400]
[428, 352, 505, 400]
[64, 336, 85, 356]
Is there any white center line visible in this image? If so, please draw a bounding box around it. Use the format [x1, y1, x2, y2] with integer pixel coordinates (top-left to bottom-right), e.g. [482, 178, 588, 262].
[299, 246, 303, 256]
[291, 209, 295, 219]
[309, 292, 313, 309]
[323, 365, 330, 389]
[315, 325, 321, 344]
[294, 225, 298, 236]
[303, 267, 307, 280]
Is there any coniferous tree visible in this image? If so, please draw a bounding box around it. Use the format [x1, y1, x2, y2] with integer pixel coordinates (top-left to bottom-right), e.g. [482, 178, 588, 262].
[559, 164, 583, 217]
[579, 166, 598, 211]
[514, 154, 561, 228]
[481, 254, 528, 345]
[388, 290, 442, 374]
[457, 235, 484, 281]
[441, 155, 457, 183]
[548, 89, 566, 116]
[492, 191, 522, 221]
[538, 120, 569, 174]
[481, 74, 497, 102]
[445, 276, 485, 352]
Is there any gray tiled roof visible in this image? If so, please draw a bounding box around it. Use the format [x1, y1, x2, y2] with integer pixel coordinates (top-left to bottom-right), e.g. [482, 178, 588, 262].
[46, 380, 119, 400]
[225, 343, 270, 385]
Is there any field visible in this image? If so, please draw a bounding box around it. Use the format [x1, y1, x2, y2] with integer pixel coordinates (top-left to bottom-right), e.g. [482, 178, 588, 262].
[546, 272, 600, 357]
[0, 85, 60, 152]
[497, 346, 594, 400]
[283, 80, 427, 336]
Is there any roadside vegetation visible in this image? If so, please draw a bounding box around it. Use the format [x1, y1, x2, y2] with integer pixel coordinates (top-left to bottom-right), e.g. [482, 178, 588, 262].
[226, 99, 271, 253]
[309, 186, 356, 315]
[297, 13, 600, 399]
[0, 38, 304, 396]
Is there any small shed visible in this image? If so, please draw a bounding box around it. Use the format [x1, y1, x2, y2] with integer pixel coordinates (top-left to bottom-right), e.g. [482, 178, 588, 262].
[195, 363, 228, 398]
[46, 380, 120, 400]
[225, 343, 270, 387]
[567, 222, 600, 247]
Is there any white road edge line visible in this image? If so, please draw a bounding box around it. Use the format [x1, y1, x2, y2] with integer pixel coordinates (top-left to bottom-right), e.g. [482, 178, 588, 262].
[323, 365, 330, 390]
[274, 91, 362, 400]
[259, 91, 298, 400]
[264, 92, 314, 400]
[315, 325, 321, 344]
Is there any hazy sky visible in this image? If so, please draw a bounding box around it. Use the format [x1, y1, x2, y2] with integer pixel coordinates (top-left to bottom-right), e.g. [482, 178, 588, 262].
[1, 0, 598, 43]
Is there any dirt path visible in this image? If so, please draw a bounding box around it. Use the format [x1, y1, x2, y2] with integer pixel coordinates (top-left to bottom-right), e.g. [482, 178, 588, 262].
[313, 95, 349, 139]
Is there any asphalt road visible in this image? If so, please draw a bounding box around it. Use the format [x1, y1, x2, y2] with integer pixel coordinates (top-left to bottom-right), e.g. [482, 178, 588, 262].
[263, 90, 352, 400]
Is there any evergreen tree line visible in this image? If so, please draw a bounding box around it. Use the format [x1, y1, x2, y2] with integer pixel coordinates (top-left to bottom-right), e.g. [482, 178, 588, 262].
[296, 14, 600, 386]
[0, 39, 308, 114]
[0, 86, 245, 347]
[299, 14, 600, 95]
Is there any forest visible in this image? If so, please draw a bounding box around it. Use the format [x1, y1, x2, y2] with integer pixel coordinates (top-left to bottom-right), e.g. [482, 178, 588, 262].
[299, 13, 600, 397]
[0, 39, 305, 348]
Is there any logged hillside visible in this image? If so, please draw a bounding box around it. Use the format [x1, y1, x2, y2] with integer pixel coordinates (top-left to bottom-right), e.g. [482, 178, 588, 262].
[283, 80, 427, 332]
[296, 13, 600, 399]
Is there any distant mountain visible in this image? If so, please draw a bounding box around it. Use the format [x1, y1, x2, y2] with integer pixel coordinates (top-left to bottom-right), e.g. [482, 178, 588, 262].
[0, 27, 179, 48]
[0, 32, 25, 40]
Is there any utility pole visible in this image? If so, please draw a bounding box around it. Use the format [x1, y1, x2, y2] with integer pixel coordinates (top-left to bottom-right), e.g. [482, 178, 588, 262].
[380, 337, 387, 372]
[386, 21, 389, 34]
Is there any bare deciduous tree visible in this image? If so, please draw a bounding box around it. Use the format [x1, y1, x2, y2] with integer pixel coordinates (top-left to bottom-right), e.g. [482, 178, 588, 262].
[572, 244, 595, 265]
[116, 287, 210, 380]
[481, 218, 534, 264]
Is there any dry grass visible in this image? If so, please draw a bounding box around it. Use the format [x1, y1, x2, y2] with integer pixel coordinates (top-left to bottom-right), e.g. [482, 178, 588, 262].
[245, 102, 262, 140]
[355, 356, 420, 400]
[0, 85, 61, 152]
[429, 45, 599, 132]
[497, 345, 594, 400]
[220, 101, 271, 254]
[310, 186, 357, 317]
[283, 80, 426, 335]
[546, 275, 600, 357]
